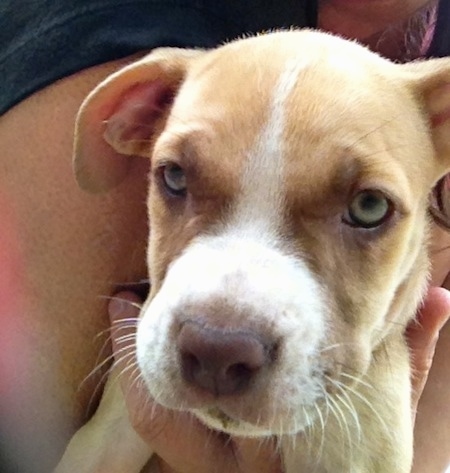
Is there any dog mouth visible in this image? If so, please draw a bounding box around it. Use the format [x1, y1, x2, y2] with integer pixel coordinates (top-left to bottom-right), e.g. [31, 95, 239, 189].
[194, 406, 277, 437]
[205, 407, 240, 430]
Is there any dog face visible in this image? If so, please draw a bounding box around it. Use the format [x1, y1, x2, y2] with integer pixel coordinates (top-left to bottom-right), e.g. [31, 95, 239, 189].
[75, 31, 450, 437]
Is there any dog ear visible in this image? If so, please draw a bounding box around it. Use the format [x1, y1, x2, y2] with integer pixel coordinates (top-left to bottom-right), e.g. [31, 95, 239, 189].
[74, 48, 204, 192]
[405, 58, 450, 171]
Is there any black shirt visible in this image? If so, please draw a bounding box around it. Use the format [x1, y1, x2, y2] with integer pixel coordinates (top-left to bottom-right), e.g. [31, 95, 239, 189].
[1, 0, 450, 116]
[0, 0, 317, 115]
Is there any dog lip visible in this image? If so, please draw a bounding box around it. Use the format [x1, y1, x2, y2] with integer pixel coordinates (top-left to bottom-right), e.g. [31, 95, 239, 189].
[205, 407, 240, 430]
[199, 406, 273, 435]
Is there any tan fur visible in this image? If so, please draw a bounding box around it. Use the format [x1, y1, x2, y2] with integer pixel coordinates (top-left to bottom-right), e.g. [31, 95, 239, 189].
[56, 31, 450, 473]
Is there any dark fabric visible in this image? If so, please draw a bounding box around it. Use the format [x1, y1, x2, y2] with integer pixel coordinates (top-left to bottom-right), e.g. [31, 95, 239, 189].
[0, 0, 317, 115]
[428, 0, 450, 58]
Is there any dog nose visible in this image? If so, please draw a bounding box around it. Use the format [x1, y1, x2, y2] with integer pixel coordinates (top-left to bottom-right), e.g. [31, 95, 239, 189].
[178, 321, 270, 396]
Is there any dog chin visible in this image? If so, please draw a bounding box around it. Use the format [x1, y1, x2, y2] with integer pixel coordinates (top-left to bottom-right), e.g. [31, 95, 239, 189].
[192, 406, 315, 437]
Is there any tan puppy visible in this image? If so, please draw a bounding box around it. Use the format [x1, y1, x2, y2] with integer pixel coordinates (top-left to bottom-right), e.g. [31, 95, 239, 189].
[56, 30, 450, 472]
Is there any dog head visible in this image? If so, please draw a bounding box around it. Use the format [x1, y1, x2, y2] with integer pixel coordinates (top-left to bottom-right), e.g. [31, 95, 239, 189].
[75, 31, 450, 436]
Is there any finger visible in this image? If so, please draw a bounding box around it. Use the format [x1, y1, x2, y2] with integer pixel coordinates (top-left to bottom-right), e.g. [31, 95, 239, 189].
[406, 286, 450, 410]
[443, 271, 450, 291]
[429, 225, 450, 286]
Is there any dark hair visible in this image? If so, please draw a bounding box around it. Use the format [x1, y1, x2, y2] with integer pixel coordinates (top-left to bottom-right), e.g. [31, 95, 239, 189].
[371, 0, 438, 62]
[430, 175, 450, 230]
[376, 1, 450, 231]
[412, 0, 438, 59]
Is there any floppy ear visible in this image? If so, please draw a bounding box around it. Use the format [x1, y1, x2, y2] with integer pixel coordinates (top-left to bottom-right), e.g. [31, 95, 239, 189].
[404, 58, 450, 172]
[74, 48, 204, 192]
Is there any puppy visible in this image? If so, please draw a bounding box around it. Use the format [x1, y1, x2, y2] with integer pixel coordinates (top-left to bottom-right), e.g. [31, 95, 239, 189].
[55, 30, 450, 472]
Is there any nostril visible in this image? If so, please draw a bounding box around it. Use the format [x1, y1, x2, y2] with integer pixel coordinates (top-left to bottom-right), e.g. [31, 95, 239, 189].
[180, 352, 201, 384]
[180, 349, 220, 394]
[227, 363, 251, 379]
[225, 363, 253, 385]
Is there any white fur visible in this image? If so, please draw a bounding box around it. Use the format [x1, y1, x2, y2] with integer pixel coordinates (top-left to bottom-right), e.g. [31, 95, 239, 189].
[232, 58, 309, 234]
[137, 233, 327, 435]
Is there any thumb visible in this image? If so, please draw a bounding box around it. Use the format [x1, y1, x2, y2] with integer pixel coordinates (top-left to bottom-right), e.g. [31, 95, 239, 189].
[406, 286, 450, 412]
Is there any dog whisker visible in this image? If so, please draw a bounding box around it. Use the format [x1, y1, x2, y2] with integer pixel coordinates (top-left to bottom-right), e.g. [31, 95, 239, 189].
[79, 318, 135, 411]
[88, 317, 135, 377]
[340, 381, 394, 443]
[330, 379, 362, 444]
[110, 278, 151, 286]
[91, 318, 139, 340]
[128, 365, 144, 392]
[112, 357, 137, 386]
[92, 332, 113, 365]
[299, 406, 312, 457]
[316, 398, 330, 469]
[326, 395, 347, 457]
[81, 323, 138, 400]
[77, 332, 115, 399]
[114, 333, 137, 345]
[98, 294, 144, 311]
[109, 343, 138, 363]
[79, 350, 113, 388]
[84, 362, 115, 418]
[113, 347, 137, 369]
[314, 402, 326, 465]
[339, 371, 376, 392]
[94, 327, 114, 339]
[334, 393, 353, 462]
[111, 317, 140, 326]
[319, 342, 352, 353]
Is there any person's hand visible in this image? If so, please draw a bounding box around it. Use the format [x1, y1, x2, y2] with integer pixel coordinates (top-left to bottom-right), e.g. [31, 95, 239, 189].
[108, 286, 450, 472]
[406, 286, 450, 418]
[108, 292, 283, 473]
[406, 211, 450, 417]
[108, 264, 450, 473]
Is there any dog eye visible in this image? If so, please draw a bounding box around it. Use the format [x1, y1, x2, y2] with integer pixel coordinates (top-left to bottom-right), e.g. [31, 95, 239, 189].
[429, 174, 450, 230]
[345, 190, 392, 228]
[161, 162, 187, 196]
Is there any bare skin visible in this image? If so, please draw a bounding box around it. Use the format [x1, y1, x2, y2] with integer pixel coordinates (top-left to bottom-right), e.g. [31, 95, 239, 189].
[0, 1, 448, 472]
[411, 227, 450, 472]
[0, 59, 149, 472]
[107, 284, 450, 473]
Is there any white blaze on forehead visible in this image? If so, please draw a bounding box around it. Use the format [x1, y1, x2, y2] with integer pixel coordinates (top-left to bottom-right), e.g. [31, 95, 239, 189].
[231, 57, 310, 236]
